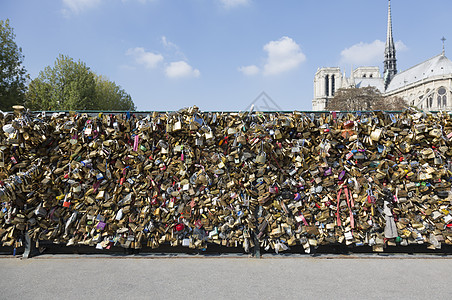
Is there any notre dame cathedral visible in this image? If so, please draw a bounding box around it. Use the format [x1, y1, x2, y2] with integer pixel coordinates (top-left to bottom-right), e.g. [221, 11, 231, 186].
[312, 0, 452, 111]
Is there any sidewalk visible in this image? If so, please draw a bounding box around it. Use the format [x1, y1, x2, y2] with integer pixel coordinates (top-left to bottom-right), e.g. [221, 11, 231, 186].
[1, 255, 451, 300]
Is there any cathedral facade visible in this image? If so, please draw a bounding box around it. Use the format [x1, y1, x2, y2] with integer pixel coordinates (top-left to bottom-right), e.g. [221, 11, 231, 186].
[312, 0, 452, 111]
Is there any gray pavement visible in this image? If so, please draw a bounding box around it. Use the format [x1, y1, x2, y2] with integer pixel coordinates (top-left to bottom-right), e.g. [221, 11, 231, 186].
[1, 255, 451, 300]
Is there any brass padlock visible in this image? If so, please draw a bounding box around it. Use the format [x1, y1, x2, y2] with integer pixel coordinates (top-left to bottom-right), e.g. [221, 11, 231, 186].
[256, 152, 266, 164]
[237, 134, 246, 144]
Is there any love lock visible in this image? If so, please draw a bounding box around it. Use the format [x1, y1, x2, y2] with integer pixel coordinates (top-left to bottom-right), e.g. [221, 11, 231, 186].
[1, 107, 452, 254]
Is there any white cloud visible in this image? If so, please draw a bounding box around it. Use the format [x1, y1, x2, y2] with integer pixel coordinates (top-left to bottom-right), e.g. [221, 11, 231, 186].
[238, 65, 260, 76]
[63, 0, 155, 15]
[263, 36, 306, 75]
[62, 0, 102, 14]
[395, 41, 408, 52]
[219, 0, 251, 9]
[126, 47, 164, 69]
[340, 39, 408, 66]
[161, 36, 177, 49]
[126, 40, 199, 79]
[165, 61, 200, 79]
[161, 36, 187, 60]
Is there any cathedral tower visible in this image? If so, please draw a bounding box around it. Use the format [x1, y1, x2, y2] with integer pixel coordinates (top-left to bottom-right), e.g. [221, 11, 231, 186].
[384, 0, 397, 89]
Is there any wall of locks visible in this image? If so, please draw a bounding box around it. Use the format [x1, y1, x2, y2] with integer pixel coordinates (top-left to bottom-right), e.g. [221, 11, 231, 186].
[1, 106, 452, 253]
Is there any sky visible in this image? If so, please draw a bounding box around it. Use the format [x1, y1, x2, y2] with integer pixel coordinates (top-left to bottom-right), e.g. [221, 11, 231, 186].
[2, 0, 452, 111]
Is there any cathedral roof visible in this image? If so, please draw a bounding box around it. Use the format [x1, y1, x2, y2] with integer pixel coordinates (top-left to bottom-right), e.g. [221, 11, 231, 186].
[386, 53, 452, 92]
[355, 78, 385, 92]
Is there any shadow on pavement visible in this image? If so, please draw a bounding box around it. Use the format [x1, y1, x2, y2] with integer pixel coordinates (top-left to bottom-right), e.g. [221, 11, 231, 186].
[2, 242, 452, 257]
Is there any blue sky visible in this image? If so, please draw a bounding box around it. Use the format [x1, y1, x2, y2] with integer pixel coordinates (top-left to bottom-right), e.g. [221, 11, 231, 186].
[2, 0, 452, 111]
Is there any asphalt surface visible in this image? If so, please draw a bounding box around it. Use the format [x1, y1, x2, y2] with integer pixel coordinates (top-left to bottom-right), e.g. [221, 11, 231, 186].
[1, 254, 451, 300]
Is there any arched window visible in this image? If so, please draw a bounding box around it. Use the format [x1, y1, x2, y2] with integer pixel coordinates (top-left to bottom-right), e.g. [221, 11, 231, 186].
[438, 87, 447, 108]
[363, 74, 366, 78]
[369, 74, 373, 78]
[427, 94, 433, 108]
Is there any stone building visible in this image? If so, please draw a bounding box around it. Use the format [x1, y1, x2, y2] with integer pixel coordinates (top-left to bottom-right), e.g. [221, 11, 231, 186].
[312, 0, 452, 111]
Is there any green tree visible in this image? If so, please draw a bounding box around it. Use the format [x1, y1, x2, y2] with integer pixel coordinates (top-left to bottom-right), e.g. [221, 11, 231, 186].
[26, 54, 136, 111]
[0, 19, 28, 111]
[26, 54, 96, 110]
[95, 75, 136, 111]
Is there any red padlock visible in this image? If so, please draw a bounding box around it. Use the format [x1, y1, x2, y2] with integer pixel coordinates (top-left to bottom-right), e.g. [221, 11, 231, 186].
[175, 223, 184, 231]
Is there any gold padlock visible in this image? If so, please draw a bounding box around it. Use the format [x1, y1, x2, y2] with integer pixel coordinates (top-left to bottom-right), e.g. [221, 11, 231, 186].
[256, 152, 266, 164]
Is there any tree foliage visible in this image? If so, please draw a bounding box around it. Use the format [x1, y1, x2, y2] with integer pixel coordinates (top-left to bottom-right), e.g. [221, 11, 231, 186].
[26, 54, 136, 111]
[0, 19, 28, 111]
[384, 95, 409, 111]
[326, 87, 407, 111]
[94, 75, 136, 111]
[26, 54, 96, 110]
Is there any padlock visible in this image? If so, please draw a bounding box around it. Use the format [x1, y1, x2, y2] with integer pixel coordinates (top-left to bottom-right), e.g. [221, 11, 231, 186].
[2, 106, 452, 253]
[205, 127, 213, 140]
[237, 134, 246, 144]
[256, 152, 266, 164]
[173, 117, 182, 131]
[84, 123, 93, 135]
[227, 127, 237, 135]
[166, 120, 173, 133]
[370, 128, 382, 141]
[195, 137, 203, 146]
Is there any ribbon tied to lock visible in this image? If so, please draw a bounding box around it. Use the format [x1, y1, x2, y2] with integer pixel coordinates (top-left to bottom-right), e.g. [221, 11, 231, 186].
[336, 186, 354, 229]
[133, 134, 139, 152]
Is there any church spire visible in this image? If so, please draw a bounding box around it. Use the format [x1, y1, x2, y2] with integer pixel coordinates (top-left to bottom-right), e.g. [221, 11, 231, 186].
[384, 0, 397, 89]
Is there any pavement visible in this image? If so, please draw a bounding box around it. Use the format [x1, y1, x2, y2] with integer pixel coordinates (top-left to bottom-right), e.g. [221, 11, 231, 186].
[1, 254, 451, 300]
